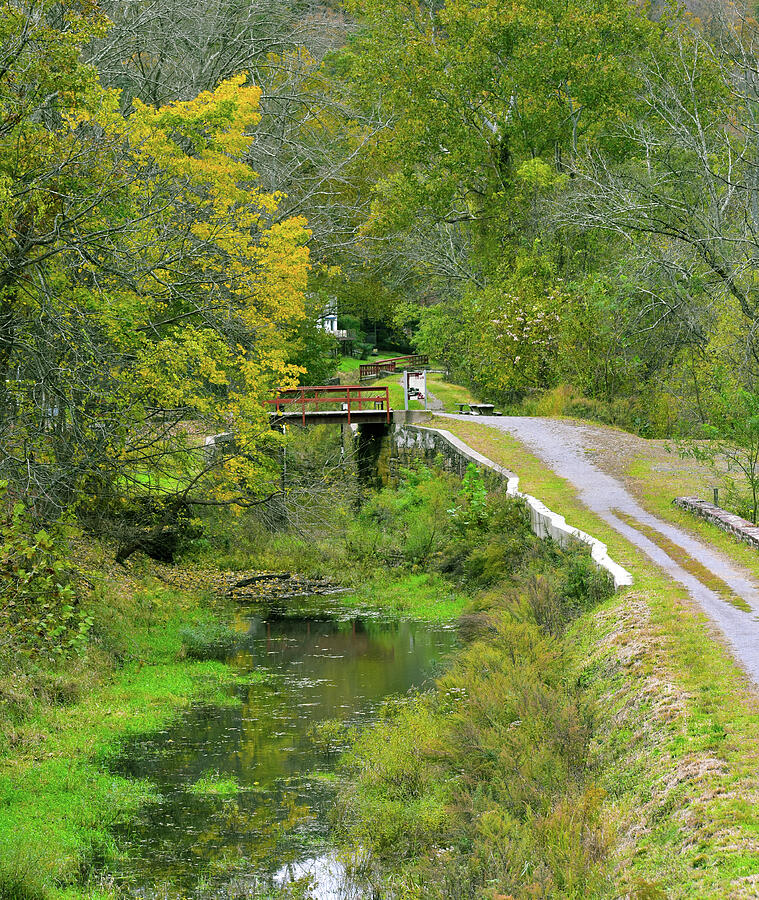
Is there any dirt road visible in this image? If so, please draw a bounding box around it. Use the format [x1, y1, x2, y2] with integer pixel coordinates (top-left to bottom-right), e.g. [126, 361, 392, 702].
[446, 415, 759, 684]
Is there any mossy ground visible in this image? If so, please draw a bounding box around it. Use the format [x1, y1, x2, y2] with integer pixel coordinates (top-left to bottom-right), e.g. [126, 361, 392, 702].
[344, 572, 467, 622]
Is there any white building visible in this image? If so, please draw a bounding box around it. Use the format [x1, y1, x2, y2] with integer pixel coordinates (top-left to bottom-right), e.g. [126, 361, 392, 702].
[318, 299, 349, 339]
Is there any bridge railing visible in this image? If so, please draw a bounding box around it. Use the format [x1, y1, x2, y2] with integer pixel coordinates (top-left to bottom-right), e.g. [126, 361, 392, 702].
[359, 354, 429, 381]
[266, 385, 391, 425]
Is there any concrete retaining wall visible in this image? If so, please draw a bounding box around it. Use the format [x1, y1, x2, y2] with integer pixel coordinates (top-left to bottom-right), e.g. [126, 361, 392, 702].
[392, 425, 633, 590]
[675, 496, 759, 551]
[392, 425, 504, 482]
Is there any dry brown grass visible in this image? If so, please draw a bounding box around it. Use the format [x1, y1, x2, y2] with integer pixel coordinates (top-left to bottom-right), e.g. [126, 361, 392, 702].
[612, 509, 751, 611]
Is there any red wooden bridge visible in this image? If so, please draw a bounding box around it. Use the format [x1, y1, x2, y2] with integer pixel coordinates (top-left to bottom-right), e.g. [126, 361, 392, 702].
[359, 354, 428, 381]
[266, 384, 392, 426]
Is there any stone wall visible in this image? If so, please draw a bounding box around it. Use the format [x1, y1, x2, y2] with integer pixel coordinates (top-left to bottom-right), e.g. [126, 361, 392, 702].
[391, 424, 504, 486]
[674, 496, 759, 551]
[390, 425, 633, 590]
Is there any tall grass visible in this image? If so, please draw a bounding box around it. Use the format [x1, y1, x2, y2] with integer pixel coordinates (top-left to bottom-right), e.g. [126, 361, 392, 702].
[336, 504, 615, 899]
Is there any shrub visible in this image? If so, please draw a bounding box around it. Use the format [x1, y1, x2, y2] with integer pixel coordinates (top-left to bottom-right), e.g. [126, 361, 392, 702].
[336, 537, 615, 899]
[447, 463, 489, 533]
[179, 623, 236, 660]
[559, 546, 614, 614]
[0, 492, 92, 658]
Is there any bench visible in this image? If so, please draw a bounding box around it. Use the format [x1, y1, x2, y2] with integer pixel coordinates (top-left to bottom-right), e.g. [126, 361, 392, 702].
[469, 403, 496, 416]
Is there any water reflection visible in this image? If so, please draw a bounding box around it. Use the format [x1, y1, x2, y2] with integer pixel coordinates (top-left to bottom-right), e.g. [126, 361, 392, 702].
[109, 602, 456, 897]
[274, 853, 364, 900]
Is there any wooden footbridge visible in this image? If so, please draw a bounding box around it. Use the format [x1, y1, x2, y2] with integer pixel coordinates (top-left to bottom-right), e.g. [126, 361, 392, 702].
[266, 385, 392, 426]
[359, 354, 428, 381]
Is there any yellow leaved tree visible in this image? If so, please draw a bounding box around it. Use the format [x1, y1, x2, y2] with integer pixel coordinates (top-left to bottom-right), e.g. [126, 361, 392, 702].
[0, 0, 310, 557]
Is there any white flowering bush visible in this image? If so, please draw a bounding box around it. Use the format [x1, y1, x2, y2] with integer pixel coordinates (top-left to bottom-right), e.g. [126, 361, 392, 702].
[463, 280, 563, 401]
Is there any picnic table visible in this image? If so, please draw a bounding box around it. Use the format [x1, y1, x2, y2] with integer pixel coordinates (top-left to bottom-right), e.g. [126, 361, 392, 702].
[470, 403, 496, 415]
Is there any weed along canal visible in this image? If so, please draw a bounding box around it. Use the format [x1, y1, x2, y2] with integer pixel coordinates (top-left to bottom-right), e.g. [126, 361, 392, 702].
[107, 596, 457, 897]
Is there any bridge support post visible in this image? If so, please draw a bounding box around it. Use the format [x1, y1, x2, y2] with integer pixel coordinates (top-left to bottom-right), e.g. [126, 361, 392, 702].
[356, 423, 391, 489]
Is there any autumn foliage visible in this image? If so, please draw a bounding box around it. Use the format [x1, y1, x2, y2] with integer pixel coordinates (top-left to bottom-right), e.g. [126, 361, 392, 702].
[0, 0, 311, 535]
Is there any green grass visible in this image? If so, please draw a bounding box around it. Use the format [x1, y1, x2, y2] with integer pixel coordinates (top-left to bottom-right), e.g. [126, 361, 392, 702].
[0, 570, 250, 900]
[424, 373, 478, 411]
[344, 572, 467, 622]
[179, 621, 237, 660]
[122, 469, 192, 493]
[337, 352, 396, 373]
[0, 656, 234, 899]
[626, 456, 759, 583]
[187, 771, 242, 797]
[428, 415, 759, 897]
[613, 508, 751, 612]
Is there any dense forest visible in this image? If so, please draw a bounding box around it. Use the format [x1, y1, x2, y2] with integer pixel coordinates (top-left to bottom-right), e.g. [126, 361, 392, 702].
[5, 0, 759, 538]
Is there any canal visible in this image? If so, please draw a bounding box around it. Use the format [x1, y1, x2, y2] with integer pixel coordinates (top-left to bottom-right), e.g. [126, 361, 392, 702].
[107, 597, 457, 898]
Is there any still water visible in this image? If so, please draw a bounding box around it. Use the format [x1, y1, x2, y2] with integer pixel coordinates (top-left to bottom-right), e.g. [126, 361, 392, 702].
[109, 600, 457, 898]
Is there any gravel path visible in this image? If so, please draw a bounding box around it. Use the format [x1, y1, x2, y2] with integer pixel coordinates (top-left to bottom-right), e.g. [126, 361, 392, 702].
[446, 415, 759, 684]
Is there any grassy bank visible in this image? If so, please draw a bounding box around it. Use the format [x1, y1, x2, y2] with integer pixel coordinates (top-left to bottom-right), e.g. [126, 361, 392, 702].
[337, 530, 617, 898]
[6, 416, 759, 898]
[0, 545, 245, 900]
[422, 415, 759, 897]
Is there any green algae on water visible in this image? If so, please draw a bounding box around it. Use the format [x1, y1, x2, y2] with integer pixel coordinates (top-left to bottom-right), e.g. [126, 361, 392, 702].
[188, 771, 242, 797]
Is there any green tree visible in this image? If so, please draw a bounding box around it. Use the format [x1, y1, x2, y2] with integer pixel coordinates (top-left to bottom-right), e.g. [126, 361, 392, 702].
[344, 0, 655, 223]
[336, 0, 660, 397]
[682, 387, 759, 524]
